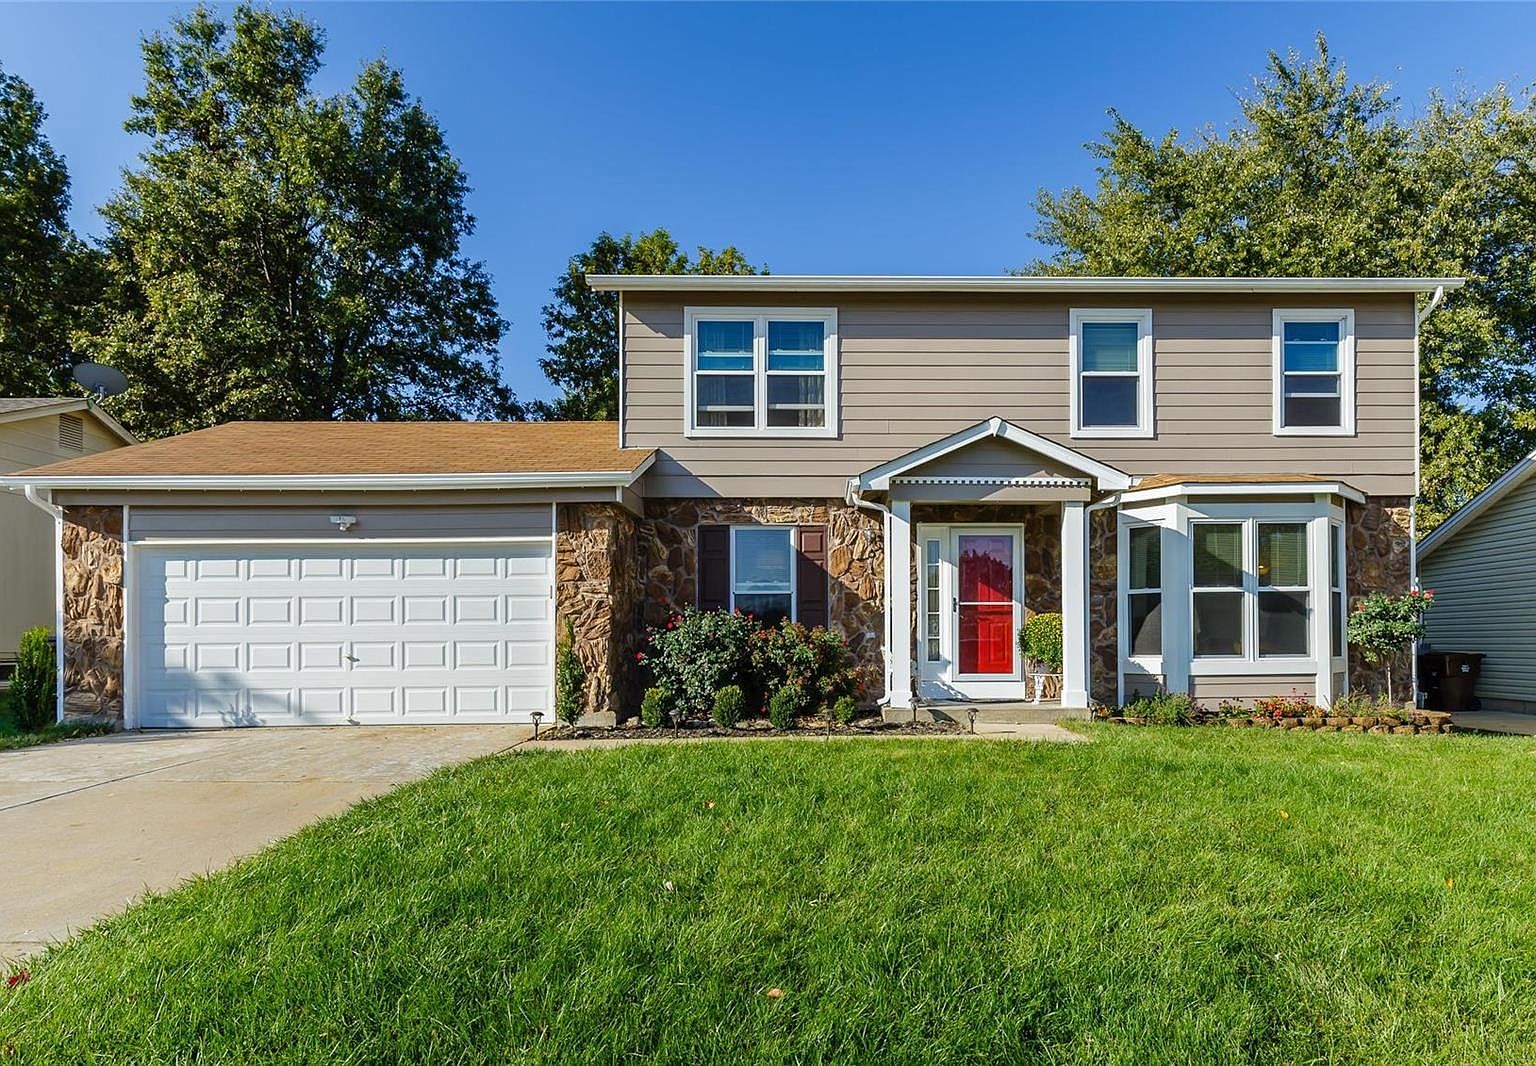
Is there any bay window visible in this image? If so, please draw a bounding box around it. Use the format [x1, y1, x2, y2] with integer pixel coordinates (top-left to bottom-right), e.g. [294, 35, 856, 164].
[1330, 522, 1346, 659]
[686, 308, 837, 437]
[1125, 525, 1162, 658]
[1274, 309, 1355, 435]
[1190, 517, 1323, 663]
[1070, 308, 1154, 438]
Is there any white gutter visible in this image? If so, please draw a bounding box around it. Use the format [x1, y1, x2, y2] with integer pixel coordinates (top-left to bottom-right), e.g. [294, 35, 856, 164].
[845, 478, 896, 707]
[19, 486, 66, 724]
[1415, 284, 1447, 328]
[589, 274, 1467, 295]
[0, 460, 655, 493]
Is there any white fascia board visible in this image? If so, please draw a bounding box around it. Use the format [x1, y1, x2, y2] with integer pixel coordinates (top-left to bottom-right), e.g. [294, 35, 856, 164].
[0, 464, 653, 494]
[1417, 451, 1536, 560]
[859, 417, 1131, 492]
[1118, 480, 1367, 506]
[0, 399, 87, 426]
[587, 275, 1467, 295]
[84, 401, 138, 444]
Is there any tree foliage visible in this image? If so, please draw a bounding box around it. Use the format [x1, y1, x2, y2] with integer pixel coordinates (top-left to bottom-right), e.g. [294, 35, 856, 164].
[1030, 36, 1536, 531]
[536, 228, 759, 421]
[88, 4, 517, 438]
[0, 64, 102, 396]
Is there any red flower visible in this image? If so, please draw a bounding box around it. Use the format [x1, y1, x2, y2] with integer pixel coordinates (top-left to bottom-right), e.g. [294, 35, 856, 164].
[635, 652, 646, 663]
[6, 970, 28, 989]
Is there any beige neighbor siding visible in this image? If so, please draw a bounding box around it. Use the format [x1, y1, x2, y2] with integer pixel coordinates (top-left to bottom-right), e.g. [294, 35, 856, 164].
[624, 292, 1417, 498]
[1421, 470, 1536, 708]
[0, 414, 126, 660]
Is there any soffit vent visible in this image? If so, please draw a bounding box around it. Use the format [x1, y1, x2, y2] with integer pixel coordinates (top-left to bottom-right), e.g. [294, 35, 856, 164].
[58, 414, 84, 453]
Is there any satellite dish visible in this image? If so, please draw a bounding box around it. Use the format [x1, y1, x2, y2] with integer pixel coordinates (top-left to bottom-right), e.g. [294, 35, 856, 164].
[72, 362, 130, 401]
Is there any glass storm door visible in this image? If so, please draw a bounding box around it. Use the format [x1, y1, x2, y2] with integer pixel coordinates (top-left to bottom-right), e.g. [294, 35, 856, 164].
[916, 525, 1024, 700]
[956, 532, 1017, 677]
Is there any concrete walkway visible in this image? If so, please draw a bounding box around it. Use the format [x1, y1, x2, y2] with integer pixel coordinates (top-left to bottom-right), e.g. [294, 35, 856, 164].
[1451, 710, 1536, 736]
[0, 725, 529, 961]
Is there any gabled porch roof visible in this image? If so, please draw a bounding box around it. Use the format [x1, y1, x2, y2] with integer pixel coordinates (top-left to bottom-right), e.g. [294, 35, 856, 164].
[852, 417, 1133, 495]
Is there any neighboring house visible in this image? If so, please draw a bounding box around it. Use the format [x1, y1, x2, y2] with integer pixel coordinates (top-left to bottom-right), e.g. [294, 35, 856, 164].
[0, 398, 136, 680]
[0, 275, 1458, 729]
[1417, 449, 1536, 712]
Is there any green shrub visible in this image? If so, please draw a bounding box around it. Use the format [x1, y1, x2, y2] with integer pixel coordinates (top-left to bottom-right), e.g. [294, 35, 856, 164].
[1019, 612, 1064, 673]
[640, 686, 671, 728]
[640, 608, 759, 719]
[554, 621, 586, 728]
[749, 620, 858, 711]
[1122, 691, 1199, 726]
[10, 626, 55, 732]
[768, 685, 805, 730]
[1253, 693, 1319, 719]
[831, 694, 859, 726]
[1331, 690, 1404, 719]
[712, 685, 746, 729]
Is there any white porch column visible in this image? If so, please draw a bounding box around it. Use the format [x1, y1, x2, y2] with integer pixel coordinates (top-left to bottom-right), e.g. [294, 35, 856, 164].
[1061, 500, 1090, 708]
[1309, 504, 1335, 708]
[886, 499, 914, 709]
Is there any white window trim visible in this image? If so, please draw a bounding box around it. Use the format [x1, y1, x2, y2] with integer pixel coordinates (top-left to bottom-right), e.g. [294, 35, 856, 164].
[728, 524, 797, 621]
[683, 306, 838, 439]
[1069, 308, 1154, 439]
[1118, 519, 1164, 674]
[1272, 308, 1356, 437]
[1330, 520, 1347, 667]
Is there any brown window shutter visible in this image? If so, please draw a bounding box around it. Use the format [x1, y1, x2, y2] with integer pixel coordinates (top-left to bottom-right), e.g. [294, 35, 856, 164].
[697, 524, 730, 611]
[796, 525, 829, 628]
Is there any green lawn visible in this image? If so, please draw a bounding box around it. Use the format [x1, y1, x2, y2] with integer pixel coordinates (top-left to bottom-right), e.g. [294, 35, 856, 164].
[5, 729, 1536, 1062]
[0, 688, 110, 751]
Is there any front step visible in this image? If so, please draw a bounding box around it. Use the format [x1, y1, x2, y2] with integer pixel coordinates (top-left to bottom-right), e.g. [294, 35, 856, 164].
[882, 701, 1091, 726]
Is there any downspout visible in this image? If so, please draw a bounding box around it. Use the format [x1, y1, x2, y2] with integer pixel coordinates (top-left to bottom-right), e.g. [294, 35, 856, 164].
[18, 485, 66, 724]
[1084, 492, 1122, 708]
[1409, 285, 1448, 706]
[846, 478, 895, 706]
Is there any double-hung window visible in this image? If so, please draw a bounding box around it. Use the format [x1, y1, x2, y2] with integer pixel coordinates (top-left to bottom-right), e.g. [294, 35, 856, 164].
[1191, 519, 1314, 662]
[1274, 309, 1355, 435]
[1125, 525, 1162, 658]
[730, 526, 794, 625]
[686, 308, 837, 437]
[1069, 308, 1154, 438]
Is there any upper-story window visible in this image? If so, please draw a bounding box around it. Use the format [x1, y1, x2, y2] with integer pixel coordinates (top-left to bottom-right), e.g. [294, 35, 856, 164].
[685, 307, 838, 438]
[1273, 309, 1355, 436]
[1069, 308, 1154, 439]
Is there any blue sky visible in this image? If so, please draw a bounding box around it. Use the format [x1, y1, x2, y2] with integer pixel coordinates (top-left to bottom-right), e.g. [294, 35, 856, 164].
[3, 2, 1534, 404]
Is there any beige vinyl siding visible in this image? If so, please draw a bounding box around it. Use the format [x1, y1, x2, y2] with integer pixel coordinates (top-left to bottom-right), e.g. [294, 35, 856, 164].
[0, 413, 128, 659]
[625, 293, 1416, 498]
[1189, 676, 1316, 705]
[904, 436, 1079, 481]
[1421, 470, 1536, 705]
[127, 504, 553, 541]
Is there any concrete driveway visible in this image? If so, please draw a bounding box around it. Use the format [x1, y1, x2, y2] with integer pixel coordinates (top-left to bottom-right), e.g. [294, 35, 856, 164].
[0, 725, 531, 961]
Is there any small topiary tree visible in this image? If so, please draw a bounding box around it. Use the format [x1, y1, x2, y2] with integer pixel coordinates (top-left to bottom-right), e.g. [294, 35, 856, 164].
[554, 620, 586, 728]
[640, 686, 671, 728]
[1347, 589, 1435, 703]
[768, 684, 804, 731]
[1020, 612, 1064, 673]
[11, 626, 55, 732]
[712, 685, 746, 729]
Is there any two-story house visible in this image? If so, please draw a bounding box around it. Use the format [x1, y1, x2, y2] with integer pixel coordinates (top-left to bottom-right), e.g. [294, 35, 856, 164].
[2, 275, 1458, 729]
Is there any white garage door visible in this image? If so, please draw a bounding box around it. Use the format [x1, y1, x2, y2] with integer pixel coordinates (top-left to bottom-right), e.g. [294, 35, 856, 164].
[134, 542, 553, 727]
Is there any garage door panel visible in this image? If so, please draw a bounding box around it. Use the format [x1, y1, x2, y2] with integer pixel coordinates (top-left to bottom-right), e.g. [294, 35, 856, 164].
[137, 541, 554, 727]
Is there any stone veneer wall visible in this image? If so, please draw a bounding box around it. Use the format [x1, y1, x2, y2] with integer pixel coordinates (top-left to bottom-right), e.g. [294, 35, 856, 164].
[1346, 495, 1414, 701]
[555, 503, 642, 724]
[62, 505, 125, 723]
[1088, 507, 1118, 707]
[639, 499, 884, 700]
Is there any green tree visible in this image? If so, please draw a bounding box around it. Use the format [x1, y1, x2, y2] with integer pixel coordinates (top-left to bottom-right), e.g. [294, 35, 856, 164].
[90, 5, 517, 438]
[0, 64, 102, 396]
[1029, 36, 1536, 532]
[536, 228, 760, 421]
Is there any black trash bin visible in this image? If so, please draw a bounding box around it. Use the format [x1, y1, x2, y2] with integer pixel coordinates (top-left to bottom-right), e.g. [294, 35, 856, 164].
[1418, 651, 1485, 712]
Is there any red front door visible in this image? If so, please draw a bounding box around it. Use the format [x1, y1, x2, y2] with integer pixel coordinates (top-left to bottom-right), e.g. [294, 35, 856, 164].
[957, 533, 1015, 675]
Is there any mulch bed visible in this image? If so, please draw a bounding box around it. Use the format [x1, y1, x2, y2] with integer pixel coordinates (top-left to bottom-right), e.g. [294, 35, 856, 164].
[534, 716, 966, 741]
